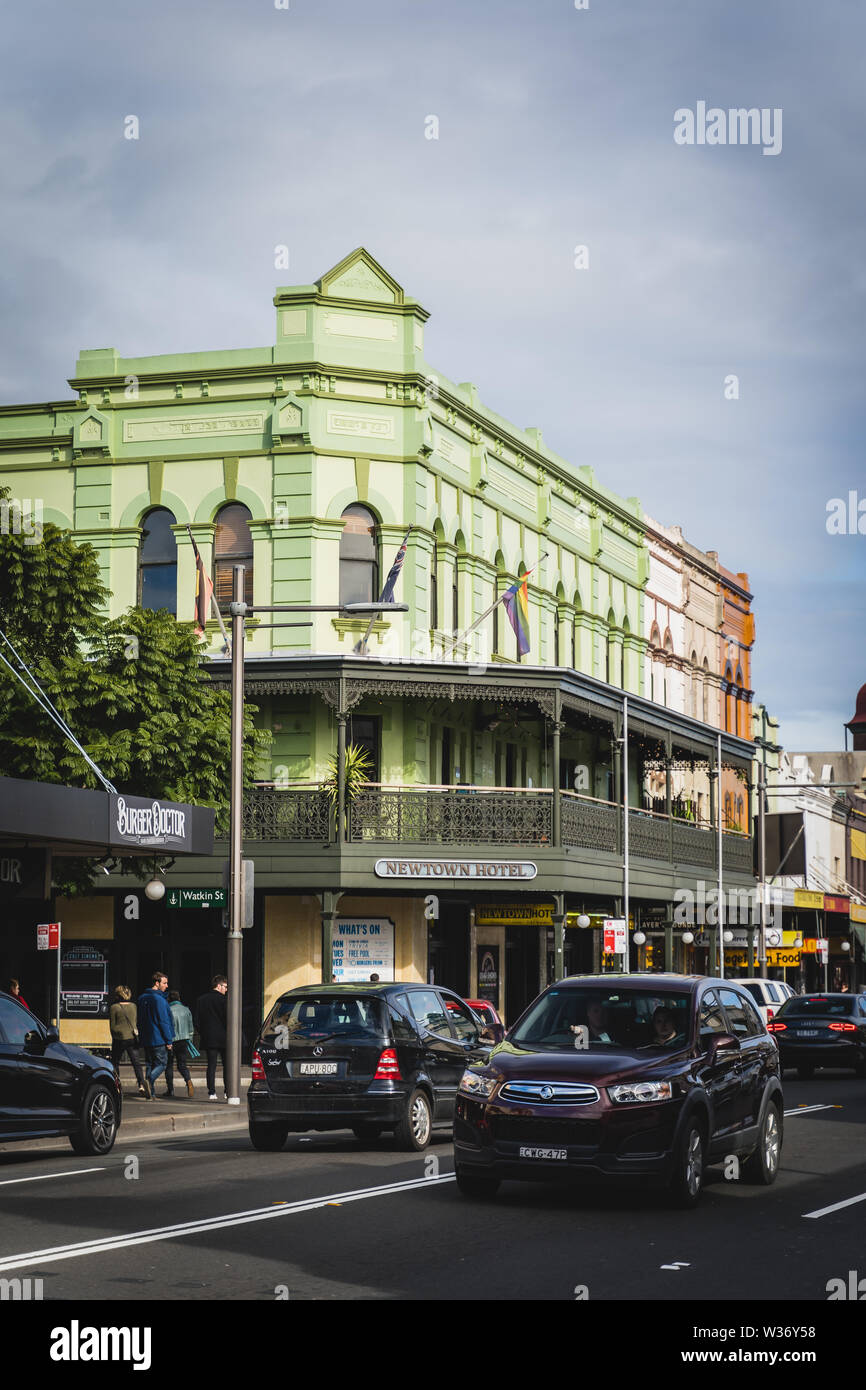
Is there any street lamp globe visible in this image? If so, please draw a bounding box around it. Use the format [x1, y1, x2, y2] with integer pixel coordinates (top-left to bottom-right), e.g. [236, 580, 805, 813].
[632, 931, 647, 946]
[681, 931, 695, 945]
[841, 941, 851, 953]
[576, 914, 591, 929]
[723, 930, 734, 944]
[144, 877, 165, 902]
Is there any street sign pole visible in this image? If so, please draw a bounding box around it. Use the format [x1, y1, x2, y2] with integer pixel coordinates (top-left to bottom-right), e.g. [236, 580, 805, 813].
[226, 564, 246, 1106]
[56, 922, 61, 1028]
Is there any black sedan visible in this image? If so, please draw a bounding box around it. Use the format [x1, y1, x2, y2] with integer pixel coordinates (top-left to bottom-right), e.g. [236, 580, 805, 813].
[0, 990, 121, 1154]
[768, 992, 866, 1078]
[454, 974, 784, 1207]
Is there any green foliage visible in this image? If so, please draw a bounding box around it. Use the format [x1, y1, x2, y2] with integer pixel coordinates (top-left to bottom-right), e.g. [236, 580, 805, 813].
[0, 492, 269, 893]
[323, 743, 373, 831]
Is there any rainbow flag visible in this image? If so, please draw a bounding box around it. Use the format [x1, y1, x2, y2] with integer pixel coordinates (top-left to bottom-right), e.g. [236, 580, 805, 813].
[502, 576, 531, 656]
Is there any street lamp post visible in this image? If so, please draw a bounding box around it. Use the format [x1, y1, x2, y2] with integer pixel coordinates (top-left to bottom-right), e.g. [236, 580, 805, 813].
[223, 580, 408, 1104]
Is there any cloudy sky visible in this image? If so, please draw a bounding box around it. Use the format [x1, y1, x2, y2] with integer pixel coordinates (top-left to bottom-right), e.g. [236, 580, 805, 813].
[1, 0, 863, 749]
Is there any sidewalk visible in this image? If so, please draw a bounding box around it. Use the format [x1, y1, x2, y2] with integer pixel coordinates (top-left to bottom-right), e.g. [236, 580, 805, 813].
[0, 1068, 252, 1154]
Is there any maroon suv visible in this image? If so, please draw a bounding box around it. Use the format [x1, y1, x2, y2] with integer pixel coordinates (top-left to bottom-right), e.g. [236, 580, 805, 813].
[453, 974, 783, 1207]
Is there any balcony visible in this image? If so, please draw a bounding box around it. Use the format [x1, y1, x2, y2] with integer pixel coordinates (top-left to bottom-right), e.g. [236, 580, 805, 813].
[242, 783, 753, 873]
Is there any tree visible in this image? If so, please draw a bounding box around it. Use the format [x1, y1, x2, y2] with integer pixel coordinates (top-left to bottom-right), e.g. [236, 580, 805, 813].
[0, 491, 268, 892]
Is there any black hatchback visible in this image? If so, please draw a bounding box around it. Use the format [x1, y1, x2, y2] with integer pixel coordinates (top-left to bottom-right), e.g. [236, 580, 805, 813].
[248, 983, 495, 1152]
[0, 990, 121, 1154]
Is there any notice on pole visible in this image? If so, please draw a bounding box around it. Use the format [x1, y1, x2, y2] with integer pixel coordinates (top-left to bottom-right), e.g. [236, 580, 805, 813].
[37, 922, 60, 951]
[603, 919, 627, 954]
[332, 918, 395, 982]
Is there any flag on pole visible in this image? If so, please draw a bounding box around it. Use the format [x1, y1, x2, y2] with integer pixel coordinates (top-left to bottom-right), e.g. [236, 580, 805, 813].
[502, 575, 531, 656]
[355, 528, 412, 654]
[379, 529, 411, 605]
[191, 533, 214, 637]
[187, 525, 230, 652]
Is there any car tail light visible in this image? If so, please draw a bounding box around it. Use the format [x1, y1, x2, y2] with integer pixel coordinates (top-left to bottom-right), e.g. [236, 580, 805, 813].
[828, 1022, 856, 1032]
[766, 1007, 774, 1020]
[766, 1021, 786, 1032]
[374, 1048, 402, 1080]
[251, 1049, 266, 1080]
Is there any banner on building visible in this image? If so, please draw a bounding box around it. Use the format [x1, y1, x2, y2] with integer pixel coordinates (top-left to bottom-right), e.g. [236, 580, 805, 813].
[476, 946, 500, 1005]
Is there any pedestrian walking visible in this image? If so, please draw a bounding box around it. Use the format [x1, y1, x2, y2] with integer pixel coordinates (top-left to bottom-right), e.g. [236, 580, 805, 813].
[7, 978, 31, 1011]
[136, 972, 174, 1098]
[196, 975, 228, 1101]
[166, 990, 195, 1097]
[109, 985, 147, 1096]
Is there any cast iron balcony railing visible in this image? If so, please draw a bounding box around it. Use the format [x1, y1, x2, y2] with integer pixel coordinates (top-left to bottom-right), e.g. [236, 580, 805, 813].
[349, 784, 553, 847]
[243, 784, 333, 843]
[239, 782, 754, 871]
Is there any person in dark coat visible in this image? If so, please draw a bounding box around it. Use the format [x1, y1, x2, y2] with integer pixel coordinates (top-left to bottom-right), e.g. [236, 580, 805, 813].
[136, 972, 174, 1098]
[196, 975, 228, 1100]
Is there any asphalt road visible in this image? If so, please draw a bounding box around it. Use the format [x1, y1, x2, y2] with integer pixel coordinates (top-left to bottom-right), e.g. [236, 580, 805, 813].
[1, 1075, 864, 1304]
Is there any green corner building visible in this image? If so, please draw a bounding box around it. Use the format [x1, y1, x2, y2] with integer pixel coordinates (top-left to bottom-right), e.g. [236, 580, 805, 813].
[0, 249, 756, 1042]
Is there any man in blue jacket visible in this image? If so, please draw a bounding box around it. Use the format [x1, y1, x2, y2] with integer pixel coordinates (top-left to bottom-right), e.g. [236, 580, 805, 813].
[137, 972, 174, 1098]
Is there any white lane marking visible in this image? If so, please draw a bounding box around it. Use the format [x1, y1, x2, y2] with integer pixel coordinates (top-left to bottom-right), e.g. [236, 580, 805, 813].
[783, 1104, 837, 1117]
[803, 1191, 866, 1220]
[660, 1262, 690, 1270]
[0, 1167, 105, 1188]
[0, 1172, 456, 1271]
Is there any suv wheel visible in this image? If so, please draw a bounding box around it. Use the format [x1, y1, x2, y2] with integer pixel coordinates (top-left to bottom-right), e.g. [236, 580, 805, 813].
[395, 1089, 432, 1151]
[455, 1165, 500, 1200]
[668, 1119, 705, 1209]
[742, 1100, 781, 1185]
[70, 1084, 118, 1156]
[249, 1119, 289, 1151]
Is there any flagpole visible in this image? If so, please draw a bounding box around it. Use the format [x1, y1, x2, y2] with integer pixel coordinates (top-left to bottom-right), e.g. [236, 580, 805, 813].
[440, 553, 548, 660]
[356, 527, 412, 656]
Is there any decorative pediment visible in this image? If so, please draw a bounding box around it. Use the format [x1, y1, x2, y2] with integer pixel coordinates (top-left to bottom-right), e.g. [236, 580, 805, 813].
[72, 407, 111, 457]
[318, 248, 404, 306]
[269, 392, 309, 447]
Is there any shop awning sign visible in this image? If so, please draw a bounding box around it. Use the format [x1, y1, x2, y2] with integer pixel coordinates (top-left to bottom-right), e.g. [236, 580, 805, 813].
[374, 858, 537, 881]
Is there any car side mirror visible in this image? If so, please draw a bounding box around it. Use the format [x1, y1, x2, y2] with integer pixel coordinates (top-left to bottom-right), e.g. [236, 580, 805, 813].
[24, 1029, 51, 1050]
[44, 1027, 60, 1045]
[480, 1024, 505, 1046]
[705, 1032, 739, 1058]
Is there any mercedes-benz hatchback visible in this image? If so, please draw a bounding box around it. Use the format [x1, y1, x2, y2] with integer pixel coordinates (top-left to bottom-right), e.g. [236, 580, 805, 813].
[454, 974, 783, 1207]
[248, 983, 492, 1151]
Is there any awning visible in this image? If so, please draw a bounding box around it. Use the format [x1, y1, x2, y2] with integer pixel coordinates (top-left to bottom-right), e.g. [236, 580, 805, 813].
[0, 777, 215, 857]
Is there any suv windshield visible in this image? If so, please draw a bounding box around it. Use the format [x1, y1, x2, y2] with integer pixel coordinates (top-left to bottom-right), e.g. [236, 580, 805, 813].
[260, 994, 387, 1042]
[510, 987, 692, 1052]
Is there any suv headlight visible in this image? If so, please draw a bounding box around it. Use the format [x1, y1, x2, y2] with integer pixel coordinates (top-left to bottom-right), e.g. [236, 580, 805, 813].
[608, 1080, 673, 1104]
[458, 1069, 497, 1099]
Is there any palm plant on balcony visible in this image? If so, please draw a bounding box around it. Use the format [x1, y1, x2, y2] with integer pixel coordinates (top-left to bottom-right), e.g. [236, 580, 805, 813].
[323, 743, 373, 832]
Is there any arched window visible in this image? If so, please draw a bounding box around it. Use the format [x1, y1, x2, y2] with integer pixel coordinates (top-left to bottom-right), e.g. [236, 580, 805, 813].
[339, 505, 378, 606]
[139, 508, 177, 614]
[214, 503, 253, 607]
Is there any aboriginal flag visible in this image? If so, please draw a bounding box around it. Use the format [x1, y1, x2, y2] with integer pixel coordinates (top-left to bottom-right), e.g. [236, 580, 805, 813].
[502, 575, 531, 656]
